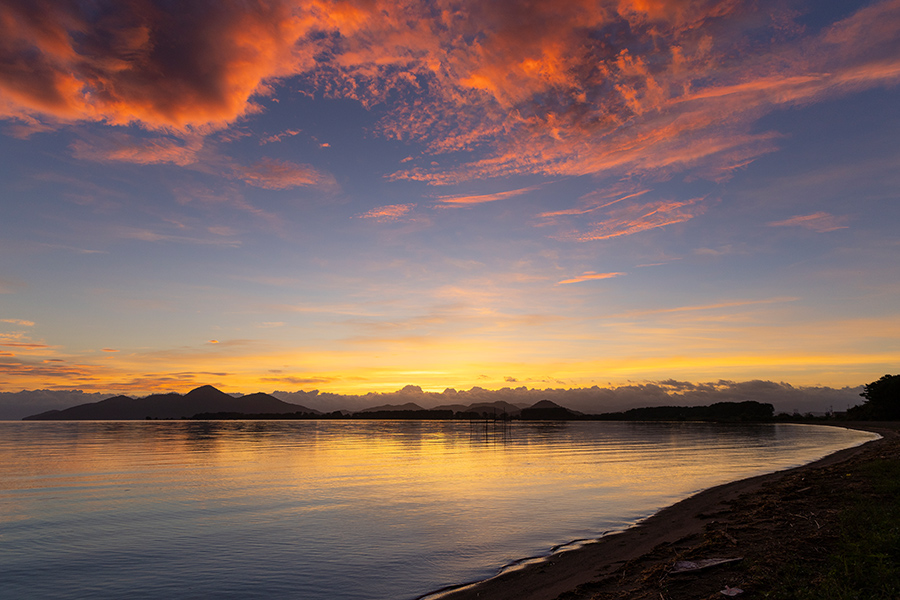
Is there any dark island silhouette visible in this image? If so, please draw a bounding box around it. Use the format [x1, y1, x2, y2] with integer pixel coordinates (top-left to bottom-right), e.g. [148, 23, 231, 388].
[23, 385, 320, 420]
[21, 384, 780, 422]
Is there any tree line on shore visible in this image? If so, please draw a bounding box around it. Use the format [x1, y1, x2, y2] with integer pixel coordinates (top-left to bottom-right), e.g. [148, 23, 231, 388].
[192, 400, 777, 422]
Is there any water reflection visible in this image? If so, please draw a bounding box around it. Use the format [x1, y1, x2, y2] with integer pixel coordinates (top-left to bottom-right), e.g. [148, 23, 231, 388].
[0, 421, 877, 600]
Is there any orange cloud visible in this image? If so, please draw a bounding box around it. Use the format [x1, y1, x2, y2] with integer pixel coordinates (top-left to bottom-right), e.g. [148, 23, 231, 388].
[382, 0, 900, 185]
[233, 158, 336, 190]
[1, 319, 34, 326]
[556, 271, 626, 285]
[768, 212, 850, 233]
[70, 133, 202, 166]
[435, 185, 540, 206]
[357, 204, 416, 222]
[562, 196, 708, 242]
[261, 129, 302, 144]
[540, 188, 652, 219]
[0, 360, 99, 381]
[3, 0, 899, 195]
[0, 0, 312, 131]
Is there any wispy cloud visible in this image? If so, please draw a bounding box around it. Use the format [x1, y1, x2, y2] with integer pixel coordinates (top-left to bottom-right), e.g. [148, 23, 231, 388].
[70, 133, 203, 166]
[260, 129, 302, 144]
[172, 184, 285, 234]
[261, 376, 335, 385]
[556, 272, 625, 285]
[540, 189, 652, 219]
[615, 297, 801, 318]
[563, 197, 708, 242]
[435, 185, 540, 206]
[116, 227, 242, 247]
[1, 319, 34, 326]
[768, 212, 850, 232]
[233, 158, 337, 191]
[357, 204, 417, 222]
[0, 277, 27, 294]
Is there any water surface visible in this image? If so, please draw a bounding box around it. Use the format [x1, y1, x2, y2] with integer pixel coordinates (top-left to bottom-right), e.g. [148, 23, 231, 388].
[0, 420, 876, 599]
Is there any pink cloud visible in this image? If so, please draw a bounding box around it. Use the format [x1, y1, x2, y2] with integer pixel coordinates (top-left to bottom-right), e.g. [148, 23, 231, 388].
[540, 189, 652, 218]
[233, 158, 337, 191]
[260, 129, 303, 144]
[1, 0, 897, 195]
[556, 271, 626, 285]
[435, 185, 540, 206]
[768, 212, 850, 232]
[70, 134, 202, 166]
[357, 204, 417, 222]
[563, 197, 708, 242]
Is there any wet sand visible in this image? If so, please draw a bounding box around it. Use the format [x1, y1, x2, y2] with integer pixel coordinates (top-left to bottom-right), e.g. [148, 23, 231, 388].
[422, 423, 894, 600]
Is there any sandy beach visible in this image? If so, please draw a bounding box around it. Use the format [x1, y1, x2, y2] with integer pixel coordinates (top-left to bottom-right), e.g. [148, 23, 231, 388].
[423, 423, 897, 600]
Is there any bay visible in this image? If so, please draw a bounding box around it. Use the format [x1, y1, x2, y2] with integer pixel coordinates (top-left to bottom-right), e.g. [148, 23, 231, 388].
[0, 420, 877, 599]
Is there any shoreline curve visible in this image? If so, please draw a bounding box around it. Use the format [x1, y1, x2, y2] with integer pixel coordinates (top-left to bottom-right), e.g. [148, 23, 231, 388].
[417, 423, 889, 600]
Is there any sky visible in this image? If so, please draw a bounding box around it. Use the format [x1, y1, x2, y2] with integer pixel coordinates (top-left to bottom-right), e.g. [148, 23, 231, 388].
[1, 0, 899, 402]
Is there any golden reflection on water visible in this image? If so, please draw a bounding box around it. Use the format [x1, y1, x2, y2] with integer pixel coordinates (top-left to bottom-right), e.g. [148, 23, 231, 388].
[0, 421, 877, 600]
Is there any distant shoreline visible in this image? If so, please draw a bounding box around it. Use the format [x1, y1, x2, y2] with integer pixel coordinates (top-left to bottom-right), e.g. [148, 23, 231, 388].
[419, 422, 891, 600]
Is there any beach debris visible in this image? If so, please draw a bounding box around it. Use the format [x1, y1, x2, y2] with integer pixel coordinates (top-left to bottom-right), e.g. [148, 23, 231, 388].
[669, 557, 743, 574]
[720, 585, 744, 596]
[721, 530, 739, 545]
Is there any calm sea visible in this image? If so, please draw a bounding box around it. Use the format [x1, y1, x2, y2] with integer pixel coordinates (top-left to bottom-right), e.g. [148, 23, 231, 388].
[0, 420, 876, 599]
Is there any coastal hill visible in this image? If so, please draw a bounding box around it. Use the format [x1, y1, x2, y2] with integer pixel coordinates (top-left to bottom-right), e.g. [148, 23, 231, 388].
[20, 384, 776, 422]
[23, 385, 319, 420]
[521, 399, 582, 420]
[20, 387, 577, 421]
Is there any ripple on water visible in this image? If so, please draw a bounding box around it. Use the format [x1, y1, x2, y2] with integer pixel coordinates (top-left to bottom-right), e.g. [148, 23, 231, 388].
[0, 421, 877, 600]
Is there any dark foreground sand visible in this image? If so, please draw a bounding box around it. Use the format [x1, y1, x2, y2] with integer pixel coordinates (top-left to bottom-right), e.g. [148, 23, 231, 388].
[422, 423, 898, 600]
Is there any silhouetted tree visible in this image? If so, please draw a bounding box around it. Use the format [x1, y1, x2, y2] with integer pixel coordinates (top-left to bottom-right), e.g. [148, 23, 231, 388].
[848, 374, 900, 420]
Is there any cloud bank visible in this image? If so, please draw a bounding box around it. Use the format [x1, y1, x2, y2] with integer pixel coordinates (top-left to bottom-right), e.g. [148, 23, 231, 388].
[3, 0, 899, 187]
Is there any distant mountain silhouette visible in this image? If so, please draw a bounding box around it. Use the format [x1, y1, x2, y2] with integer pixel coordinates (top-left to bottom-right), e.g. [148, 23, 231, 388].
[521, 399, 582, 420]
[23, 385, 319, 420]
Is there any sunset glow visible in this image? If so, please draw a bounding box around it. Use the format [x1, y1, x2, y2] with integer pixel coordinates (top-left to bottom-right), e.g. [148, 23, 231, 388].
[1, 0, 898, 399]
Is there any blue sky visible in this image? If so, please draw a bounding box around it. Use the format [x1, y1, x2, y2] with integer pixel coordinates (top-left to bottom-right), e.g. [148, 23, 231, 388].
[1, 0, 898, 397]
